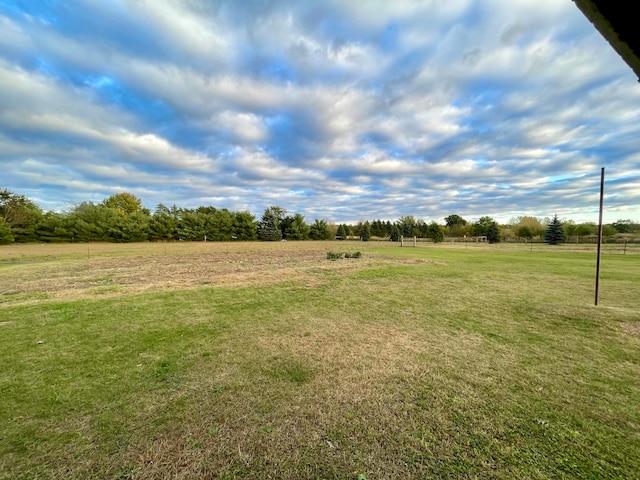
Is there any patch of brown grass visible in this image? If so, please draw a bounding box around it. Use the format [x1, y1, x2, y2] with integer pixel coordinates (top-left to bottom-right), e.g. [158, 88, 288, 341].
[0, 242, 397, 307]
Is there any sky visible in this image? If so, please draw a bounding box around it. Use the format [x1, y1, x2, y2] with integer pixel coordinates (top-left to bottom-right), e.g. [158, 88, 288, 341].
[1, 0, 639, 225]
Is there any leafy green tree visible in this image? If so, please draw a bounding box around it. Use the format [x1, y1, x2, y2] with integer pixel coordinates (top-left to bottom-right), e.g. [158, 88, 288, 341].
[0, 218, 14, 244]
[572, 223, 596, 237]
[426, 222, 445, 243]
[102, 192, 146, 216]
[513, 216, 545, 240]
[472, 216, 495, 236]
[544, 215, 565, 245]
[257, 206, 286, 241]
[515, 225, 534, 241]
[0, 188, 42, 242]
[309, 219, 332, 240]
[445, 214, 470, 238]
[445, 214, 467, 228]
[232, 211, 257, 240]
[611, 219, 637, 234]
[602, 225, 617, 238]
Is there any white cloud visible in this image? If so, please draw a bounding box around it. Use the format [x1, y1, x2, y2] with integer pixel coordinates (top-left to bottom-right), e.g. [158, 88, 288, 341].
[1, 1, 639, 223]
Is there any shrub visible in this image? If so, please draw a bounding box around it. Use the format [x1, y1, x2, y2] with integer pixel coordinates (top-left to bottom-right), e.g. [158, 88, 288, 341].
[326, 251, 362, 260]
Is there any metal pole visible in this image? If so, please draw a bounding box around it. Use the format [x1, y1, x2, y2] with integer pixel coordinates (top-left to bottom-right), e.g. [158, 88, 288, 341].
[595, 167, 605, 306]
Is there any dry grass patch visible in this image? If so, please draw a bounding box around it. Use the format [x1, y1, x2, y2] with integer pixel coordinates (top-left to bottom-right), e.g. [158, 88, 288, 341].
[0, 242, 392, 307]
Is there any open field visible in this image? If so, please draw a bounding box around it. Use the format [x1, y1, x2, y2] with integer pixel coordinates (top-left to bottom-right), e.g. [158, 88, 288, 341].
[1, 241, 639, 479]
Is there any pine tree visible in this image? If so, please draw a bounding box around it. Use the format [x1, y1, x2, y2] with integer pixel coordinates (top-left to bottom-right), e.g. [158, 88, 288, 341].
[544, 215, 566, 245]
[257, 206, 285, 241]
[486, 222, 501, 244]
[360, 221, 371, 241]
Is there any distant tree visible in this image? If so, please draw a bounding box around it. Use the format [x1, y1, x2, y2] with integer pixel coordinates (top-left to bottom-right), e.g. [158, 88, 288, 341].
[389, 224, 401, 242]
[309, 219, 332, 240]
[515, 225, 533, 241]
[149, 204, 179, 241]
[370, 219, 387, 238]
[0, 188, 42, 242]
[102, 192, 146, 216]
[232, 211, 257, 240]
[472, 216, 494, 236]
[602, 224, 617, 238]
[0, 218, 14, 244]
[257, 206, 286, 241]
[445, 214, 467, 228]
[179, 209, 207, 241]
[426, 222, 445, 243]
[513, 216, 545, 240]
[398, 215, 418, 237]
[486, 222, 501, 244]
[360, 221, 371, 241]
[472, 216, 500, 243]
[69, 202, 119, 242]
[109, 211, 150, 242]
[207, 209, 234, 241]
[283, 213, 310, 240]
[573, 223, 596, 237]
[611, 219, 637, 234]
[544, 215, 565, 245]
[336, 224, 350, 240]
[35, 212, 73, 242]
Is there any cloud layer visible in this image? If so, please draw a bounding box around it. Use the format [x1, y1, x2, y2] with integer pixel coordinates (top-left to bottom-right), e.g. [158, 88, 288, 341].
[2, 0, 639, 223]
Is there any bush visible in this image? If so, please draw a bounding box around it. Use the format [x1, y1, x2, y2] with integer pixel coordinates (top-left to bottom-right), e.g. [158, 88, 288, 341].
[327, 251, 362, 260]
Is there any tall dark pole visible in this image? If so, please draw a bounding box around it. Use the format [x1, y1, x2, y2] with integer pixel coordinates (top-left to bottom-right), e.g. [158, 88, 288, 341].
[595, 167, 605, 306]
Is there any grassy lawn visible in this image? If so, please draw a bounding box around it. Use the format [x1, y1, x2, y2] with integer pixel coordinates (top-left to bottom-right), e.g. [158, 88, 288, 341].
[1, 242, 639, 479]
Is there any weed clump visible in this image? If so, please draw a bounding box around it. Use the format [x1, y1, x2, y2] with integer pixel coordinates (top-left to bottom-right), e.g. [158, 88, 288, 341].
[327, 251, 362, 260]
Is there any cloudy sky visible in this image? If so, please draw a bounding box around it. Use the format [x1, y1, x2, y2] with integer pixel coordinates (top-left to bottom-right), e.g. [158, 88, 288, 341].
[1, 0, 639, 224]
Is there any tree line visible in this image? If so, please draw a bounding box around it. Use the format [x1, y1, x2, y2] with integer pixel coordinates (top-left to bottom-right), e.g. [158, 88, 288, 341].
[0, 188, 637, 245]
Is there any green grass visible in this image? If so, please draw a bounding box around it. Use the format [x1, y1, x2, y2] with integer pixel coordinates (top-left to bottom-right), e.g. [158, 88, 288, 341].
[1, 243, 639, 479]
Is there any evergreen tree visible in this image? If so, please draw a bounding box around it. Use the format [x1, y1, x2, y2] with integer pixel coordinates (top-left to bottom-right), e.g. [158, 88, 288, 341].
[544, 215, 565, 245]
[336, 224, 350, 240]
[232, 211, 257, 240]
[426, 221, 445, 243]
[34, 212, 73, 242]
[360, 221, 371, 241]
[389, 224, 401, 242]
[149, 204, 179, 241]
[486, 222, 501, 243]
[309, 219, 332, 240]
[283, 213, 310, 240]
[257, 206, 285, 241]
